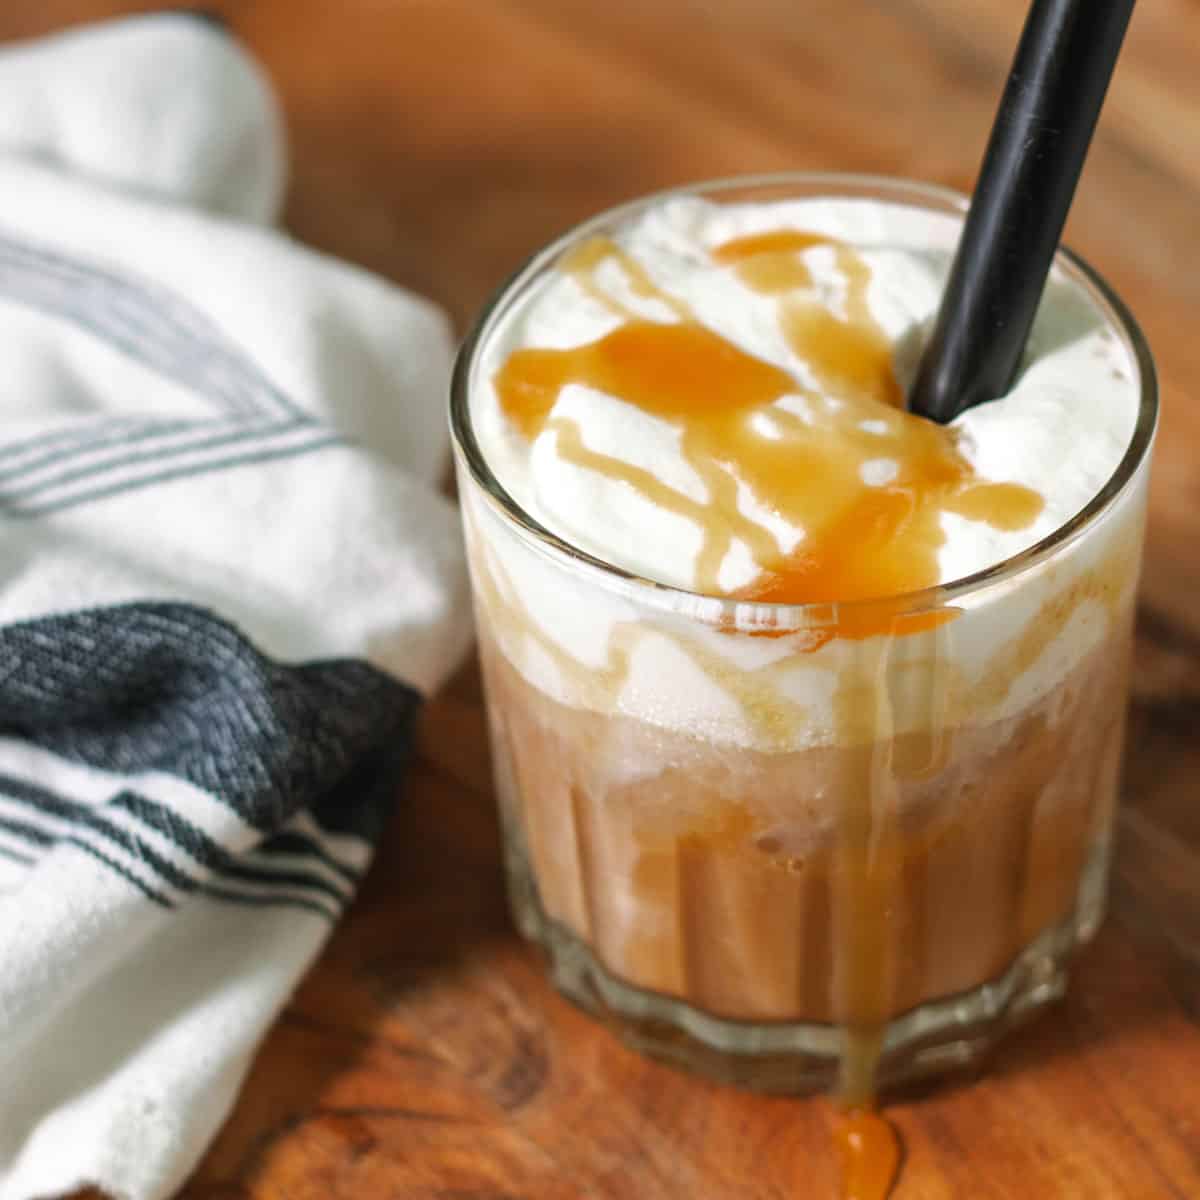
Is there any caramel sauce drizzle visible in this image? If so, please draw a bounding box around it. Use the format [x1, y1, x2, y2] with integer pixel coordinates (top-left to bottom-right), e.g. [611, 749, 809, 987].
[494, 231, 1043, 639]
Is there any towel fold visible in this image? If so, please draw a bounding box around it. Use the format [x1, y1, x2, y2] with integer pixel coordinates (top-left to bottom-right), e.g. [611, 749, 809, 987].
[0, 15, 471, 1200]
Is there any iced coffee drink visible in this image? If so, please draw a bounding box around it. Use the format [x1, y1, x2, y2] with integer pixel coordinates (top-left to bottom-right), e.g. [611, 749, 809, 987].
[451, 175, 1155, 1095]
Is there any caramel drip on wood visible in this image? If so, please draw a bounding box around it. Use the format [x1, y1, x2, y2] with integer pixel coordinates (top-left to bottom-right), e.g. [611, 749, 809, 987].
[835, 1107, 901, 1200]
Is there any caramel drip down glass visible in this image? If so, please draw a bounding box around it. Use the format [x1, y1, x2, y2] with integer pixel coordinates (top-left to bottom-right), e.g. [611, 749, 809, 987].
[450, 174, 1157, 1096]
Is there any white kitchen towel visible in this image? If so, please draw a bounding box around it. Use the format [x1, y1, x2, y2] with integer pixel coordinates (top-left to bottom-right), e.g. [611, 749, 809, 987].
[0, 13, 471, 1200]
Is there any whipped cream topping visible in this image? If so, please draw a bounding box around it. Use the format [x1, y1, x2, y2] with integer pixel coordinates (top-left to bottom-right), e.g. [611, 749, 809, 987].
[463, 194, 1146, 749]
[475, 196, 1137, 596]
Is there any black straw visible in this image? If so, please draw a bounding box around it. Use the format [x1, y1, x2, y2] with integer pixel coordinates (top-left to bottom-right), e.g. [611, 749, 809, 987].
[908, 0, 1135, 424]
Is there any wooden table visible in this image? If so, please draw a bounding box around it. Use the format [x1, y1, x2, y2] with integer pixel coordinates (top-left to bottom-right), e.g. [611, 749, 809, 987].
[5, 2, 1200, 1195]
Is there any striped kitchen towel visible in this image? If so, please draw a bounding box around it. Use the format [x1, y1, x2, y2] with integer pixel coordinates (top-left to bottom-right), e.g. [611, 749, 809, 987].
[0, 13, 470, 1200]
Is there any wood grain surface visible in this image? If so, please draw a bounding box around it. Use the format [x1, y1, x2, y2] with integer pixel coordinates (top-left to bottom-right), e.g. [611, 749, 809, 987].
[4, 2, 1200, 1196]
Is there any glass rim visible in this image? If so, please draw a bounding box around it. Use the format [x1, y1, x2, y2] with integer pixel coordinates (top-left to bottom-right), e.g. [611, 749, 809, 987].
[449, 170, 1158, 622]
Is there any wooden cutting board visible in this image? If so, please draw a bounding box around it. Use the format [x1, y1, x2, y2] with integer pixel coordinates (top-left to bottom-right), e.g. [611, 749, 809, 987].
[6, 1, 1199, 1195]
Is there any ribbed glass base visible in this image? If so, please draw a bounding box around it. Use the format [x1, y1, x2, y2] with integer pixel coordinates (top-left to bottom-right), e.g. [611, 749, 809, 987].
[505, 826, 1109, 1094]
